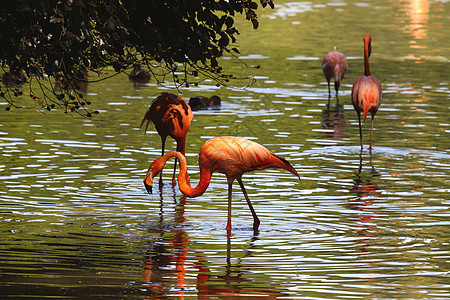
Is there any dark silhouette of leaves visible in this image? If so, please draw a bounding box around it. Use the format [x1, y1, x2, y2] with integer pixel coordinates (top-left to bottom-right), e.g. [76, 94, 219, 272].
[0, 0, 274, 117]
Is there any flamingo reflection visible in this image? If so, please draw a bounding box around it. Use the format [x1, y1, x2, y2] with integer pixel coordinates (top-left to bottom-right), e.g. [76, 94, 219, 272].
[348, 157, 381, 252]
[321, 100, 346, 143]
[196, 233, 285, 299]
[142, 193, 196, 298]
[142, 192, 285, 298]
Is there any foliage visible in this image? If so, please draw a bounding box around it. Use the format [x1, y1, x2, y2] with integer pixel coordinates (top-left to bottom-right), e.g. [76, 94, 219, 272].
[0, 0, 274, 117]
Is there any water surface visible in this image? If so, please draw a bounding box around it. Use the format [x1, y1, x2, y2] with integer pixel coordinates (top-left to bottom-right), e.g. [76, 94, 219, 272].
[1, 0, 449, 299]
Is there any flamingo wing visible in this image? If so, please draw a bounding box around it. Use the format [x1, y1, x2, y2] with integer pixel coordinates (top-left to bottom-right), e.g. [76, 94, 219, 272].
[351, 76, 382, 121]
[140, 93, 193, 139]
[199, 136, 299, 179]
[322, 51, 347, 80]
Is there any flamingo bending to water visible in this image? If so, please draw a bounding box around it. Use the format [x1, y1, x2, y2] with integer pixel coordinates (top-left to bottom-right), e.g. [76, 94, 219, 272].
[351, 35, 382, 150]
[143, 136, 300, 232]
[322, 50, 347, 98]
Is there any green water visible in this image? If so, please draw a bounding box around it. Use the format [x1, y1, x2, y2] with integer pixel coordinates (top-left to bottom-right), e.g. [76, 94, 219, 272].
[0, 0, 449, 299]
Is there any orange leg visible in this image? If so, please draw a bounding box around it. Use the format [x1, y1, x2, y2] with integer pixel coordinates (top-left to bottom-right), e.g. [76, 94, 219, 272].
[369, 115, 375, 151]
[226, 179, 233, 231]
[357, 112, 363, 150]
[172, 157, 178, 187]
[159, 136, 166, 187]
[237, 177, 260, 233]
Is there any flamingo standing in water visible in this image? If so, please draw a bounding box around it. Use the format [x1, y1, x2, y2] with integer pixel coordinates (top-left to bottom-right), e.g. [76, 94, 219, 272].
[143, 136, 300, 232]
[351, 34, 382, 151]
[140, 92, 194, 186]
[322, 50, 347, 98]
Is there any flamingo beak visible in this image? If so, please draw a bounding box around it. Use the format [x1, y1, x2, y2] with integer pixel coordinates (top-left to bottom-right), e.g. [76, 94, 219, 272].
[143, 172, 154, 194]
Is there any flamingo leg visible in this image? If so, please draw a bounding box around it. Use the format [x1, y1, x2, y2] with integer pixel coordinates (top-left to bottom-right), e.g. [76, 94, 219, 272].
[327, 80, 331, 98]
[357, 112, 363, 150]
[334, 81, 339, 98]
[171, 157, 178, 187]
[159, 136, 167, 187]
[369, 114, 374, 151]
[237, 177, 260, 232]
[226, 178, 233, 231]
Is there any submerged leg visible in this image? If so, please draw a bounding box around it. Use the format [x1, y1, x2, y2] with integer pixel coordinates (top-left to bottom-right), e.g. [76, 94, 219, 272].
[237, 176, 260, 233]
[226, 178, 233, 232]
[357, 113, 363, 150]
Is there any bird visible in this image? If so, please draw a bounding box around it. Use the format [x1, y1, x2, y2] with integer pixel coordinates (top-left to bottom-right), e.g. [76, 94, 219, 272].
[188, 95, 221, 111]
[322, 50, 347, 98]
[129, 64, 151, 86]
[143, 136, 300, 232]
[351, 34, 382, 151]
[140, 92, 194, 187]
[54, 70, 89, 91]
[2, 70, 27, 89]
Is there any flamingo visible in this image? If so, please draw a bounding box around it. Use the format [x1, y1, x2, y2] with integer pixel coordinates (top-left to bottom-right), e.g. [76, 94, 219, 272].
[140, 92, 194, 186]
[322, 50, 347, 98]
[351, 34, 382, 151]
[188, 95, 221, 111]
[143, 136, 300, 232]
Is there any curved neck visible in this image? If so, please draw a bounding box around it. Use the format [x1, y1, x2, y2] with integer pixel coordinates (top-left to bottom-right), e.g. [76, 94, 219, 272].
[334, 65, 341, 86]
[176, 138, 186, 155]
[364, 42, 371, 76]
[160, 151, 211, 198]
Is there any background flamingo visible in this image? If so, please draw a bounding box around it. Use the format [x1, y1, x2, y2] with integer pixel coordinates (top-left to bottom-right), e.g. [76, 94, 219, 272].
[322, 50, 347, 98]
[351, 34, 382, 150]
[143, 136, 300, 232]
[141, 92, 193, 186]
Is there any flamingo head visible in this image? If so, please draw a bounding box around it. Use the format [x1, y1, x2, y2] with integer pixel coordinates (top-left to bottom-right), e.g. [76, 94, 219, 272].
[143, 159, 164, 194]
[364, 34, 372, 57]
[333, 64, 342, 92]
[143, 168, 155, 194]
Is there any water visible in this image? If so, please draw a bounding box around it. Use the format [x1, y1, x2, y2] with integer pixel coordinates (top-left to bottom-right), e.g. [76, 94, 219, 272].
[1, 0, 449, 298]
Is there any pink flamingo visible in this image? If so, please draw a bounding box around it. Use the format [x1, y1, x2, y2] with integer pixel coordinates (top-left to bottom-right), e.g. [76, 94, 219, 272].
[351, 35, 382, 150]
[144, 136, 300, 232]
[322, 50, 347, 98]
[140, 92, 193, 186]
